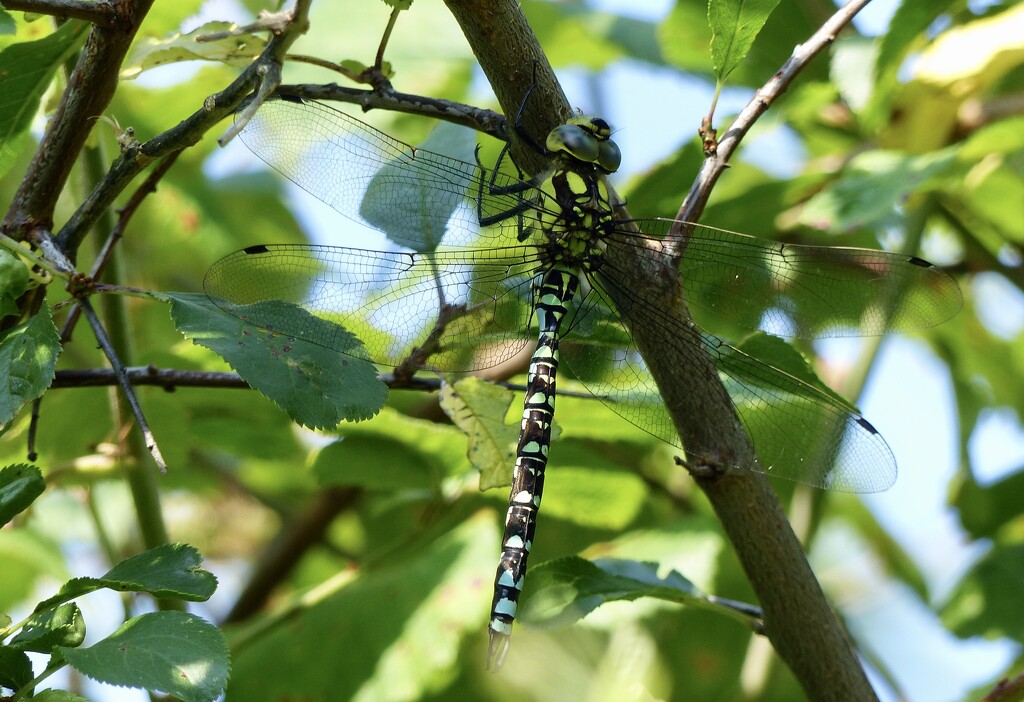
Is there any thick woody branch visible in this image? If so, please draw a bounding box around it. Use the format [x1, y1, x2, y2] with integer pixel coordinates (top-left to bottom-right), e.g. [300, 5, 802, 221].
[3, 0, 156, 241]
[441, 0, 877, 699]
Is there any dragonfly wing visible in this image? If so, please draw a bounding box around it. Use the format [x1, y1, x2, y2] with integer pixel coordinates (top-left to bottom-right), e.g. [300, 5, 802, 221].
[204, 244, 540, 371]
[238, 97, 549, 250]
[611, 220, 962, 339]
[557, 263, 896, 493]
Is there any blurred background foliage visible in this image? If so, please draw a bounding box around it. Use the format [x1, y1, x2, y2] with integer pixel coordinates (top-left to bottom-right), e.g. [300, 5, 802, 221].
[1, 0, 1022, 700]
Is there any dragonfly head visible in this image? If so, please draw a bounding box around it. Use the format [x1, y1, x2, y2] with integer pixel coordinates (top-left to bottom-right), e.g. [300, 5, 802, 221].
[546, 116, 622, 174]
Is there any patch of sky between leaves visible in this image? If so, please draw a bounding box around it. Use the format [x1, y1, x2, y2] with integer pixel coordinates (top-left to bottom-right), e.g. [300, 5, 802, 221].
[970, 407, 1024, 484]
[586, 0, 674, 22]
[973, 272, 1024, 340]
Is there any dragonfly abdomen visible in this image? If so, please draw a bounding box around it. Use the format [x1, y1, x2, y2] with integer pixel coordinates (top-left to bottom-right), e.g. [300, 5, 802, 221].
[488, 266, 580, 668]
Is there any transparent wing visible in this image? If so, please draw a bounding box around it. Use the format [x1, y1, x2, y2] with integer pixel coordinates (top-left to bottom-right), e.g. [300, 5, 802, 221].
[560, 264, 896, 493]
[238, 96, 551, 250]
[609, 220, 962, 338]
[204, 243, 542, 371]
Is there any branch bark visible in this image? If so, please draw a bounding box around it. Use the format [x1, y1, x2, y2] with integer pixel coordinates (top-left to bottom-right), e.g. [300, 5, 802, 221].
[3, 0, 156, 241]
[1, 0, 117, 27]
[442, 0, 877, 699]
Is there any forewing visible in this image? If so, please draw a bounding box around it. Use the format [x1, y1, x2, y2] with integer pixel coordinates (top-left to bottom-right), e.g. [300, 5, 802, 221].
[238, 96, 550, 250]
[204, 244, 539, 371]
[611, 220, 962, 339]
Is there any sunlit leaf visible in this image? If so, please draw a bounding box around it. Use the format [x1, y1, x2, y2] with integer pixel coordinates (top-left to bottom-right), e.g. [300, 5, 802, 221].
[0, 306, 61, 425]
[9, 603, 86, 653]
[0, 20, 88, 176]
[522, 556, 760, 630]
[167, 292, 387, 429]
[941, 543, 1024, 641]
[708, 0, 781, 81]
[121, 20, 268, 79]
[0, 463, 45, 526]
[60, 612, 229, 702]
[227, 513, 497, 701]
[34, 543, 217, 612]
[439, 377, 519, 490]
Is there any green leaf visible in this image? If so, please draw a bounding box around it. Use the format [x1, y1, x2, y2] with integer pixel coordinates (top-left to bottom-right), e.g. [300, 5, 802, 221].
[313, 434, 437, 490]
[34, 543, 217, 612]
[0, 12, 15, 35]
[0, 20, 88, 177]
[121, 20, 268, 79]
[913, 4, 1024, 90]
[875, 0, 957, 81]
[734, 333, 851, 408]
[953, 471, 1024, 539]
[830, 36, 878, 113]
[167, 292, 387, 429]
[227, 512, 496, 701]
[941, 543, 1024, 641]
[799, 149, 957, 230]
[541, 445, 648, 530]
[360, 121, 476, 252]
[439, 377, 520, 490]
[0, 305, 61, 425]
[0, 463, 45, 526]
[0, 528, 67, 612]
[0, 645, 33, 692]
[522, 3, 631, 69]
[708, 0, 781, 82]
[59, 612, 229, 702]
[31, 690, 91, 702]
[101, 543, 218, 599]
[9, 603, 86, 653]
[521, 556, 758, 629]
[0, 248, 31, 319]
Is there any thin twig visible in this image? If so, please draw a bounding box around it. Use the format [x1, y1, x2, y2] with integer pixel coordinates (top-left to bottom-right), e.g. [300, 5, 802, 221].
[223, 486, 362, 624]
[278, 83, 508, 141]
[78, 298, 168, 474]
[285, 54, 363, 82]
[221, 61, 283, 145]
[675, 0, 873, 235]
[49, 366, 603, 399]
[58, 150, 183, 344]
[56, 0, 316, 254]
[374, 6, 401, 70]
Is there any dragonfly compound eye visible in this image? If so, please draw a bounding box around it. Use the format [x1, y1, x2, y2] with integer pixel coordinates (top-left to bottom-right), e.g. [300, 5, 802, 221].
[546, 124, 600, 164]
[597, 139, 621, 173]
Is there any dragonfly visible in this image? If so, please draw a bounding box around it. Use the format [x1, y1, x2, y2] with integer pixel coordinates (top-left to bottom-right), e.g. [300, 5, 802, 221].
[204, 93, 961, 668]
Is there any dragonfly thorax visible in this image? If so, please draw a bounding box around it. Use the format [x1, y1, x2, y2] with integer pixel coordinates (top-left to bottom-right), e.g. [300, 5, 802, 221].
[539, 168, 613, 271]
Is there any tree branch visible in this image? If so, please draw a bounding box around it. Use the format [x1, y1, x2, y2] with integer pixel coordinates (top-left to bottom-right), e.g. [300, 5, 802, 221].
[678, 0, 873, 229]
[442, 0, 877, 699]
[3, 0, 157, 241]
[1, 0, 118, 27]
[78, 297, 167, 473]
[49, 366, 600, 399]
[277, 83, 508, 141]
[55, 0, 316, 255]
